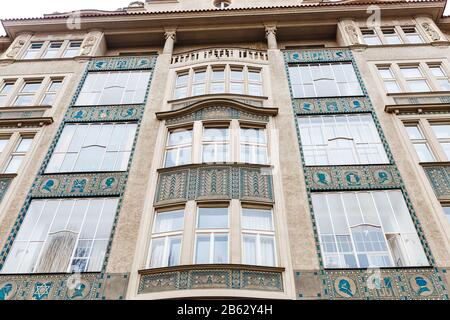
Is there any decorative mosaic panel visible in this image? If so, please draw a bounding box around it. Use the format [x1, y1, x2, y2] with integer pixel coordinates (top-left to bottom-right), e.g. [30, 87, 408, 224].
[284, 49, 448, 299]
[155, 165, 273, 205]
[65, 105, 145, 123]
[293, 97, 371, 115]
[0, 177, 13, 202]
[88, 56, 155, 71]
[0, 55, 157, 300]
[138, 266, 283, 294]
[315, 268, 447, 300]
[424, 165, 450, 201]
[31, 172, 127, 198]
[304, 165, 402, 191]
[165, 106, 270, 126]
[285, 49, 353, 64]
[0, 273, 129, 301]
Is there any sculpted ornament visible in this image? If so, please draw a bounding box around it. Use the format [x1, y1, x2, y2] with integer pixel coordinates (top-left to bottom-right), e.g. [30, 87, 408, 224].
[80, 34, 98, 56]
[422, 22, 441, 41]
[5, 37, 27, 59]
[345, 24, 362, 45]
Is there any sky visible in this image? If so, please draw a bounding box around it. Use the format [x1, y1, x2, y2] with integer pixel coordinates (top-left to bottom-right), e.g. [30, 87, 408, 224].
[0, 0, 450, 35]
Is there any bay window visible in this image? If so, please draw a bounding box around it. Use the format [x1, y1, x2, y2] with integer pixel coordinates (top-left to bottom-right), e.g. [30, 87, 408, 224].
[2, 198, 119, 274]
[311, 190, 429, 269]
[289, 62, 363, 98]
[46, 122, 137, 173]
[298, 114, 388, 166]
[148, 210, 184, 268]
[195, 207, 229, 264]
[75, 70, 151, 106]
[241, 208, 276, 267]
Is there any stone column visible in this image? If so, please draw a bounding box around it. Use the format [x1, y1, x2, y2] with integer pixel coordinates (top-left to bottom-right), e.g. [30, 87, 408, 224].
[163, 30, 177, 55]
[265, 26, 278, 50]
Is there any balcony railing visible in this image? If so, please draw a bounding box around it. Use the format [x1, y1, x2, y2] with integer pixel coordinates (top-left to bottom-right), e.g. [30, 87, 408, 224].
[171, 48, 268, 66]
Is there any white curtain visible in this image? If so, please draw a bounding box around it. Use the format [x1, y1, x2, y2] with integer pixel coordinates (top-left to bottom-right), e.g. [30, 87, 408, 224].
[149, 238, 165, 268]
[260, 236, 275, 267]
[243, 235, 257, 265]
[242, 210, 272, 231]
[35, 230, 78, 273]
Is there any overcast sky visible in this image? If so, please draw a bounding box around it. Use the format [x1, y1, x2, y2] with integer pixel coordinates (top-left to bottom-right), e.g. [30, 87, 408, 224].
[1, 0, 449, 35]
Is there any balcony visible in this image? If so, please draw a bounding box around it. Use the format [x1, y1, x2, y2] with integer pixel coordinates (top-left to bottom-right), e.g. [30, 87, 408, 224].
[171, 48, 268, 67]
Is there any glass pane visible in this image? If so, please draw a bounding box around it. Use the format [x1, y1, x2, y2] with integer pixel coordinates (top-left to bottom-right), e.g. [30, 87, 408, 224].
[154, 210, 184, 233]
[407, 80, 430, 92]
[0, 139, 8, 153]
[413, 143, 435, 162]
[168, 236, 181, 266]
[168, 130, 192, 146]
[4, 155, 24, 173]
[260, 236, 275, 266]
[213, 234, 228, 263]
[149, 238, 165, 268]
[16, 138, 33, 152]
[242, 209, 273, 231]
[400, 67, 422, 78]
[198, 208, 228, 229]
[14, 95, 34, 106]
[241, 128, 266, 144]
[195, 235, 210, 264]
[405, 125, 423, 139]
[430, 124, 450, 139]
[242, 235, 257, 265]
[204, 128, 228, 142]
[0, 82, 15, 94]
[21, 82, 41, 93]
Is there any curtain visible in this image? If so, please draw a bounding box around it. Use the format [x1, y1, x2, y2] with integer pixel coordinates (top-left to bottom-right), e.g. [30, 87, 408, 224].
[35, 230, 78, 273]
[243, 235, 257, 265]
[242, 210, 272, 231]
[260, 236, 275, 267]
[149, 238, 165, 268]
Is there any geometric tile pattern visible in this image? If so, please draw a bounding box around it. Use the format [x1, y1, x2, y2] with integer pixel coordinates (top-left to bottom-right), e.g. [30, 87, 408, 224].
[155, 164, 274, 206]
[423, 165, 450, 201]
[138, 265, 284, 294]
[0, 273, 129, 300]
[88, 56, 155, 71]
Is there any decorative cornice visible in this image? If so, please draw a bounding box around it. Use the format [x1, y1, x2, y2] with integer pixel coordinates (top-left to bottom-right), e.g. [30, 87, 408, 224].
[156, 98, 278, 121]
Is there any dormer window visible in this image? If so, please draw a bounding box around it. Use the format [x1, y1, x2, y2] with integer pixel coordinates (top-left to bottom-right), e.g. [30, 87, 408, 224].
[214, 0, 231, 9]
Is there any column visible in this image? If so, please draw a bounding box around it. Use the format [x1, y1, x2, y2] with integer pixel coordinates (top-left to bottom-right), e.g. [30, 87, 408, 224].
[265, 26, 278, 50]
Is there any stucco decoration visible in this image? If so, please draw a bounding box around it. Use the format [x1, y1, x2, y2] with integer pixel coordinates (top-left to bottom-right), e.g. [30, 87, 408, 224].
[80, 34, 98, 56]
[345, 24, 362, 45]
[5, 36, 27, 59]
[422, 22, 441, 41]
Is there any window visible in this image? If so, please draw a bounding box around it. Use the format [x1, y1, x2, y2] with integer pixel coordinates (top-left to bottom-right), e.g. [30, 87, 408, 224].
[443, 206, 450, 225]
[400, 66, 430, 92]
[430, 124, 450, 159]
[248, 69, 263, 96]
[63, 40, 82, 58]
[0, 81, 15, 107]
[428, 65, 450, 91]
[312, 190, 429, 269]
[0, 137, 9, 155]
[382, 28, 402, 44]
[361, 28, 382, 46]
[164, 129, 192, 167]
[148, 210, 184, 268]
[402, 27, 424, 44]
[42, 41, 63, 59]
[192, 69, 207, 96]
[22, 42, 44, 60]
[195, 207, 229, 264]
[13, 81, 43, 106]
[40, 79, 63, 106]
[1, 198, 118, 274]
[202, 127, 230, 163]
[289, 63, 363, 98]
[240, 127, 268, 164]
[174, 73, 189, 99]
[45, 123, 137, 173]
[211, 67, 226, 94]
[298, 114, 388, 166]
[378, 67, 401, 93]
[173, 65, 264, 99]
[242, 208, 276, 266]
[230, 67, 245, 94]
[404, 124, 436, 162]
[75, 71, 151, 106]
[3, 136, 34, 174]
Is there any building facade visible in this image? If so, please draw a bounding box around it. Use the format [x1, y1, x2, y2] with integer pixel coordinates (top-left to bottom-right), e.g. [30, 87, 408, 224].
[0, 0, 449, 300]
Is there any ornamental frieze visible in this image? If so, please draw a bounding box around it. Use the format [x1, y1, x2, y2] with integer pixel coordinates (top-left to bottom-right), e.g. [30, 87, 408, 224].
[138, 265, 284, 294]
[88, 56, 156, 71]
[285, 49, 352, 64]
[65, 105, 144, 123]
[31, 172, 127, 198]
[0, 273, 128, 300]
[305, 165, 402, 191]
[155, 164, 274, 206]
[293, 97, 371, 114]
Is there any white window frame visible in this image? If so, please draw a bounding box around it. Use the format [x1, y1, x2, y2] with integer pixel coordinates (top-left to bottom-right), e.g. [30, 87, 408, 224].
[163, 127, 193, 168]
[201, 125, 230, 163]
[239, 126, 268, 165]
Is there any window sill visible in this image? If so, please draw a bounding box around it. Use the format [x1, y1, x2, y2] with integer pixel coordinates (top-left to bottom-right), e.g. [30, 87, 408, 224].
[0, 173, 17, 179]
[323, 265, 433, 271]
[420, 161, 450, 167]
[138, 264, 284, 275]
[157, 162, 272, 173]
[387, 91, 450, 97]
